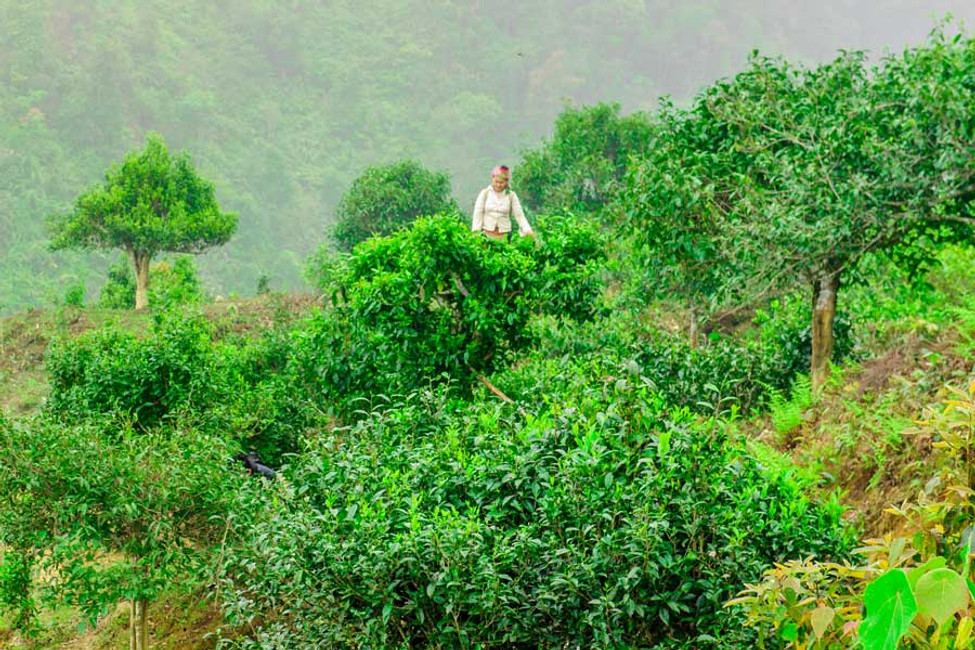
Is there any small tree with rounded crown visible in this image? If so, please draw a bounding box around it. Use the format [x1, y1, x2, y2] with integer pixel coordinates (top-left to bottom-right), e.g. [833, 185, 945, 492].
[49, 133, 237, 310]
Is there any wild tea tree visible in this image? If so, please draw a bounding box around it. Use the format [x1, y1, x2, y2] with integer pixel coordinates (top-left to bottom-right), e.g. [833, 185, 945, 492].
[0, 418, 245, 650]
[48, 134, 237, 310]
[626, 30, 975, 387]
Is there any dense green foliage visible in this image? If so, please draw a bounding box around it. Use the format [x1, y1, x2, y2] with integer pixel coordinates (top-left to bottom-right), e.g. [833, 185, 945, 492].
[220, 384, 851, 649]
[43, 309, 315, 461]
[11, 13, 975, 650]
[330, 160, 456, 251]
[99, 255, 205, 310]
[5, 2, 973, 314]
[0, 414, 245, 632]
[616, 29, 975, 385]
[16, 205, 860, 646]
[98, 258, 137, 309]
[45, 311, 217, 428]
[516, 103, 655, 214]
[305, 216, 606, 402]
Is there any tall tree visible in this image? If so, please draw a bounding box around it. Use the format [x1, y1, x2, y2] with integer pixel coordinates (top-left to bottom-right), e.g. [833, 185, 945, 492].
[626, 30, 975, 387]
[716, 34, 975, 387]
[48, 134, 237, 309]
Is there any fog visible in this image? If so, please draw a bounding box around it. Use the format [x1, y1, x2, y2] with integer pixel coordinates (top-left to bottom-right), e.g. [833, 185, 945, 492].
[2, 0, 973, 312]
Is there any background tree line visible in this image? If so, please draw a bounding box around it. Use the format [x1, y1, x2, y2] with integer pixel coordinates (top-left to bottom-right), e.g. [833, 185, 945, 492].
[4, 0, 975, 314]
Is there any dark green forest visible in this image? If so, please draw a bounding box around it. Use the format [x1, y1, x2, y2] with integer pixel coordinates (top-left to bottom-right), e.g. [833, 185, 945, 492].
[4, 0, 975, 313]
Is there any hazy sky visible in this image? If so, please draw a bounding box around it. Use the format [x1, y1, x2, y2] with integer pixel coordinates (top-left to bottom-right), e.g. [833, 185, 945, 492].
[567, 1, 975, 111]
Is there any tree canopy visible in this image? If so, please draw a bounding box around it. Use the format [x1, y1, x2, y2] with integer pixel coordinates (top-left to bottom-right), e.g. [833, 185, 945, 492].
[48, 134, 237, 309]
[620, 29, 975, 386]
[329, 160, 456, 251]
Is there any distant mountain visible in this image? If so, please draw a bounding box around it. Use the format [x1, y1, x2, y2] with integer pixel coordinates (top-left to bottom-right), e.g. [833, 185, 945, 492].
[2, 0, 973, 313]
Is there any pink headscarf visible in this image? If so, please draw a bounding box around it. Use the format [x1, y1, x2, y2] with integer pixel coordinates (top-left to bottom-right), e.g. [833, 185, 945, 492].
[491, 165, 510, 178]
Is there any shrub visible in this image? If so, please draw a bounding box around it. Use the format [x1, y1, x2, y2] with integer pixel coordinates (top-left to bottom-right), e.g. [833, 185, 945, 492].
[329, 160, 457, 251]
[99, 257, 136, 309]
[531, 213, 608, 322]
[0, 415, 247, 637]
[301, 216, 605, 408]
[45, 310, 217, 428]
[221, 384, 852, 648]
[492, 297, 852, 418]
[148, 256, 205, 307]
[44, 308, 318, 461]
[62, 281, 85, 308]
[99, 255, 204, 309]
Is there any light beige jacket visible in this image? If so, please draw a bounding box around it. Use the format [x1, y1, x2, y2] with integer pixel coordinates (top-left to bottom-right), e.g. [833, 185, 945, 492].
[471, 188, 533, 235]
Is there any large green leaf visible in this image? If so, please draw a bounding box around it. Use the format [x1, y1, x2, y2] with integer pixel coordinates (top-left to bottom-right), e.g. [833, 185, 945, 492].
[859, 570, 917, 650]
[915, 568, 970, 626]
[907, 556, 946, 590]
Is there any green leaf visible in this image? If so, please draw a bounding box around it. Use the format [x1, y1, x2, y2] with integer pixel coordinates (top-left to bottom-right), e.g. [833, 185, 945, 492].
[780, 622, 798, 642]
[915, 568, 970, 626]
[657, 431, 671, 458]
[907, 556, 946, 590]
[859, 570, 917, 650]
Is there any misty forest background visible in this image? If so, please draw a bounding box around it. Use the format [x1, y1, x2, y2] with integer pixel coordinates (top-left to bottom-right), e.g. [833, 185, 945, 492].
[5, 0, 975, 314]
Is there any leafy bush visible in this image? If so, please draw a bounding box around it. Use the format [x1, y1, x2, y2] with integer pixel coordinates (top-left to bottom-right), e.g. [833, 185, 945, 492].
[44, 308, 319, 461]
[45, 310, 217, 428]
[516, 102, 654, 215]
[148, 256, 205, 307]
[0, 549, 36, 636]
[62, 281, 86, 308]
[100, 257, 136, 309]
[731, 380, 975, 648]
[329, 160, 457, 251]
[99, 255, 205, 309]
[531, 213, 608, 322]
[0, 415, 248, 634]
[492, 296, 851, 418]
[301, 216, 605, 407]
[221, 383, 852, 649]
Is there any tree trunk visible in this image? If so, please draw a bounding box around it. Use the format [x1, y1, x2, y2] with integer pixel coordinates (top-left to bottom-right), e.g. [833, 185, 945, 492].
[131, 250, 151, 311]
[810, 271, 840, 390]
[130, 598, 149, 650]
[688, 301, 700, 348]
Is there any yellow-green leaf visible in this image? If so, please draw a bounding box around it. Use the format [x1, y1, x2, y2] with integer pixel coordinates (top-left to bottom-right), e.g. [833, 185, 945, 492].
[915, 568, 970, 626]
[811, 605, 835, 640]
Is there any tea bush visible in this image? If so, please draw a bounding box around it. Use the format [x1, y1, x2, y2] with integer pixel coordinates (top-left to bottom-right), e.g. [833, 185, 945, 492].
[220, 382, 853, 649]
[99, 257, 136, 309]
[45, 310, 217, 428]
[299, 216, 606, 407]
[493, 300, 849, 418]
[44, 308, 318, 460]
[99, 255, 205, 309]
[148, 256, 205, 307]
[0, 415, 249, 633]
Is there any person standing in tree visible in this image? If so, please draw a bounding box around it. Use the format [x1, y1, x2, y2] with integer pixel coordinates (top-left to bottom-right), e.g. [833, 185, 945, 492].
[471, 165, 535, 241]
